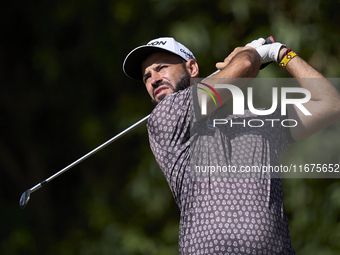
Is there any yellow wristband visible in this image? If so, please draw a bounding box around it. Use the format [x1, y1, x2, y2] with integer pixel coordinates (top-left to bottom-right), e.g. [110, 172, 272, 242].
[279, 51, 297, 68]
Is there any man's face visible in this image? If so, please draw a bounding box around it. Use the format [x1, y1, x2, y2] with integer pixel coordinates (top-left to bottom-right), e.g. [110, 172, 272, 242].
[142, 52, 190, 104]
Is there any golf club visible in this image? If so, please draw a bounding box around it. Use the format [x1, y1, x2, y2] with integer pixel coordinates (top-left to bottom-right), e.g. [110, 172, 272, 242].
[19, 114, 150, 209]
[19, 36, 275, 209]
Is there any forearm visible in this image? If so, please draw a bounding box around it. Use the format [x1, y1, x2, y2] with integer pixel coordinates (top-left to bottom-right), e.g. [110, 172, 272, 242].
[280, 47, 340, 140]
[214, 47, 260, 79]
[197, 47, 260, 116]
[279, 47, 324, 79]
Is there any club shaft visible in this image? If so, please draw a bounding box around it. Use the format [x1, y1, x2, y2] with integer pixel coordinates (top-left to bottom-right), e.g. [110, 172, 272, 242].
[29, 114, 150, 194]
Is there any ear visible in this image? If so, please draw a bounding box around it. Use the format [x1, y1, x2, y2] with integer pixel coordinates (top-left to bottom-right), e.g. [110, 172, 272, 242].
[185, 59, 199, 78]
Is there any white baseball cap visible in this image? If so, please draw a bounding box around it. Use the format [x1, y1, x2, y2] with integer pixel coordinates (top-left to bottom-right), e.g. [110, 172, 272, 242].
[123, 37, 196, 81]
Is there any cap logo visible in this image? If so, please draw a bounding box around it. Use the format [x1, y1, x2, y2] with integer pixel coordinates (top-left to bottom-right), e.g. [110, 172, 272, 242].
[147, 41, 167, 46]
[123, 37, 196, 80]
[180, 48, 194, 60]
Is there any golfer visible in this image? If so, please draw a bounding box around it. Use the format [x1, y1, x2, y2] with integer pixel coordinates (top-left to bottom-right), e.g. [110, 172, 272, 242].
[123, 37, 340, 255]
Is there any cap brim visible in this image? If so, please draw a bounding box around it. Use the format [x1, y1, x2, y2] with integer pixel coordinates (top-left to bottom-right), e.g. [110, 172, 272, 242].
[123, 46, 177, 82]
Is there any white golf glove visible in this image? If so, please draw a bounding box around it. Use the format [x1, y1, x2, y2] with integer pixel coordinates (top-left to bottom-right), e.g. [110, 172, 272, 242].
[246, 38, 285, 64]
[255, 43, 285, 63]
[246, 38, 266, 49]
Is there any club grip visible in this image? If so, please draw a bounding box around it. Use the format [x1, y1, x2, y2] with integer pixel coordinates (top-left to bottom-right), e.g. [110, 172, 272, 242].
[265, 36, 275, 44]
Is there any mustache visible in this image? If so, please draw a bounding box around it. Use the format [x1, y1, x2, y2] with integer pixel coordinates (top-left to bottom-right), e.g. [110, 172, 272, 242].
[152, 81, 173, 97]
[153, 81, 172, 89]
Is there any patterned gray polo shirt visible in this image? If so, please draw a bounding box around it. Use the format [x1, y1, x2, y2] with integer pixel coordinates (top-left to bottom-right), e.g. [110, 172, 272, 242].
[147, 85, 295, 255]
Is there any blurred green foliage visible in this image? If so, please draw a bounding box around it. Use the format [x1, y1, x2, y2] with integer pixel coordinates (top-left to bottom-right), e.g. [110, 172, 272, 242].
[1, 0, 340, 254]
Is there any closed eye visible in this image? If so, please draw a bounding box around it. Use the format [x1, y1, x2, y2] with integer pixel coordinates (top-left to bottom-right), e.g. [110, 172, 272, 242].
[158, 65, 168, 70]
[143, 74, 150, 84]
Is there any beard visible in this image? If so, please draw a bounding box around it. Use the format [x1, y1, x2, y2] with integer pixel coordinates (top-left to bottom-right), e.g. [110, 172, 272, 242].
[151, 68, 191, 106]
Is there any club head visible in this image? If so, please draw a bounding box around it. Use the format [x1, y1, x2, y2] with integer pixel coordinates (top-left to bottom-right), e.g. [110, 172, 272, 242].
[19, 190, 31, 209]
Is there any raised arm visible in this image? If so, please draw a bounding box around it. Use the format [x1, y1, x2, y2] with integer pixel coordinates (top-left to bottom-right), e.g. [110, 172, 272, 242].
[278, 47, 340, 141]
[197, 46, 261, 116]
[196, 38, 279, 116]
